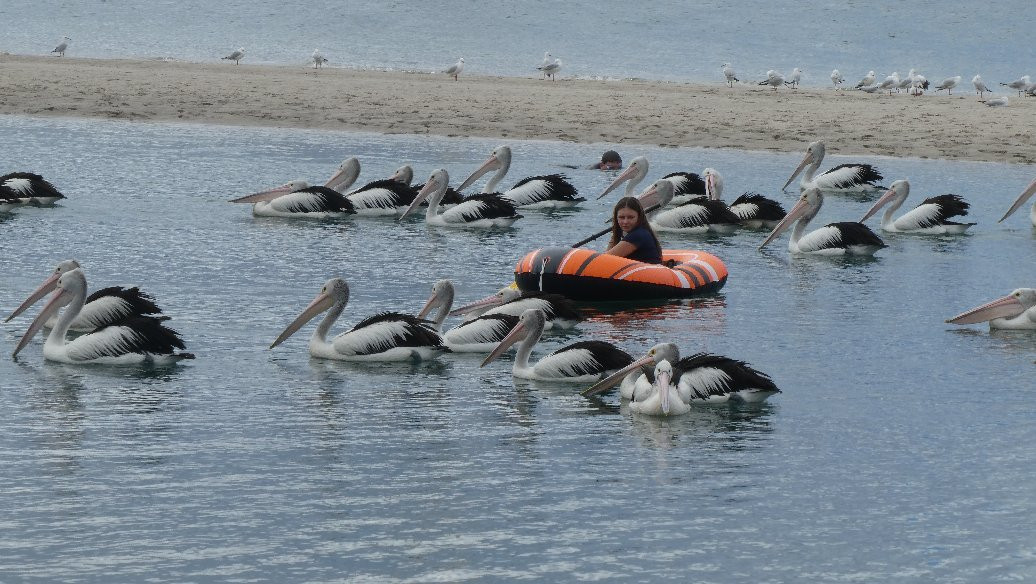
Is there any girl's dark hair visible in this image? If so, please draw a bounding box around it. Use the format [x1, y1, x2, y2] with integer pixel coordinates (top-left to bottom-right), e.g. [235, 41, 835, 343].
[608, 196, 661, 251]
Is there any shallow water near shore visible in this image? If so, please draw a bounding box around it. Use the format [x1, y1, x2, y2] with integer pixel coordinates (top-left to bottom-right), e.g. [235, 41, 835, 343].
[2, 115, 1036, 581]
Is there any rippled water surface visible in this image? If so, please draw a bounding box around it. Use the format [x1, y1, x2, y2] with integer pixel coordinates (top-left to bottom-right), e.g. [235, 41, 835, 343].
[3, 0, 1034, 86]
[1, 116, 1035, 582]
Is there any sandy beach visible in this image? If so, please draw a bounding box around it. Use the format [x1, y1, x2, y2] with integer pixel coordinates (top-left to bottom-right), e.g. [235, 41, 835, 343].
[1, 54, 1033, 164]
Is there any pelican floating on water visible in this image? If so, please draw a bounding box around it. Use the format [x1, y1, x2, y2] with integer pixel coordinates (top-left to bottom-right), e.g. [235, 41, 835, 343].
[12, 269, 192, 364]
[481, 308, 632, 382]
[783, 140, 884, 194]
[400, 169, 522, 228]
[947, 289, 1036, 330]
[629, 360, 689, 416]
[417, 280, 520, 353]
[230, 180, 356, 217]
[581, 342, 780, 405]
[760, 187, 886, 255]
[6, 260, 163, 332]
[998, 177, 1036, 227]
[448, 284, 583, 330]
[344, 179, 420, 216]
[596, 156, 704, 206]
[649, 180, 740, 235]
[456, 145, 582, 208]
[0, 172, 66, 210]
[702, 167, 786, 230]
[271, 277, 447, 361]
[860, 179, 975, 234]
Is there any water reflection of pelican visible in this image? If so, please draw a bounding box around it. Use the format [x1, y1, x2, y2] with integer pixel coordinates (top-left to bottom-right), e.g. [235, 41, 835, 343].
[622, 401, 776, 451]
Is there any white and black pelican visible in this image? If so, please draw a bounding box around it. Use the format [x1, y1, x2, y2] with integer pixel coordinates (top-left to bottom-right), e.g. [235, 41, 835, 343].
[998, 177, 1036, 227]
[702, 167, 786, 230]
[270, 277, 447, 362]
[860, 179, 975, 234]
[628, 360, 689, 416]
[6, 260, 162, 332]
[12, 269, 193, 364]
[456, 145, 582, 208]
[448, 284, 583, 330]
[325, 157, 362, 193]
[649, 180, 740, 235]
[343, 179, 421, 216]
[1, 172, 66, 208]
[596, 156, 705, 206]
[391, 164, 463, 205]
[759, 187, 886, 255]
[782, 140, 884, 194]
[417, 279, 521, 353]
[399, 169, 522, 228]
[947, 289, 1036, 331]
[580, 342, 780, 404]
[480, 308, 633, 382]
[229, 180, 356, 217]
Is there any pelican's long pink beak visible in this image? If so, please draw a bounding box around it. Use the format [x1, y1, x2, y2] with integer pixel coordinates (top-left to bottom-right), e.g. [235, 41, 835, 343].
[5, 272, 60, 323]
[597, 164, 640, 200]
[480, 321, 527, 367]
[398, 180, 438, 220]
[449, 293, 504, 317]
[229, 183, 297, 204]
[416, 292, 440, 320]
[860, 184, 901, 223]
[759, 196, 810, 249]
[270, 292, 333, 349]
[946, 294, 1025, 325]
[998, 178, 1036, 223]
[782, 152, 812, 191]
[657, 367, 673, 415]
[13, 287, 72, 357]
[581, 353, 656, 397]
[456, 155, 501, 192]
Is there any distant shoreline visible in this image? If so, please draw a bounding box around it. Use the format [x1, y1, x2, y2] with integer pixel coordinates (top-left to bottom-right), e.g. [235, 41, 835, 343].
[1, 53, 1034, 165]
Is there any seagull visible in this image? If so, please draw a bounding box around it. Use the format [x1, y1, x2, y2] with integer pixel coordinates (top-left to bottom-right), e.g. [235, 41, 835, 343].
[445, 58, 465, 81]
[222, 47, 245, 65]
[983, 96, 1009, 107]
[538, 52, 553, 79]
[911, 75, 929, 96]
[538, 58, 562, 81]
[934, 75, 962, 95]
[895, 69, 917, 92]
[855, 70, 876, 89]
[722, 63, 739, 87]
[311, 49, 328, 69]
[830, 69, 844, 88]
[971, 75, 992, 98]
[877, 72, 900, 94]
[784, 67, 802, 88]
[51, 36, 71, 57]
[1000, 75, 1032, 96]
[857, 84, 882, 94]
[759, 70, 785, 91]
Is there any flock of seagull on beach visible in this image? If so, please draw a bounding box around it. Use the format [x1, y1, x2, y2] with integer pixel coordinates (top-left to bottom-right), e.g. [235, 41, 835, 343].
[5, 135, 1036, 414]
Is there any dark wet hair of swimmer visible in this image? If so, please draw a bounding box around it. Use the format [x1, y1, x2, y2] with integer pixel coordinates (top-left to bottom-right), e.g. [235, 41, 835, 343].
[590, 150, 622, 170]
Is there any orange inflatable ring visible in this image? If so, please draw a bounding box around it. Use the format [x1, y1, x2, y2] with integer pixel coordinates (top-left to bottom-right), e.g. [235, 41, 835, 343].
[514, 247, 728, 301]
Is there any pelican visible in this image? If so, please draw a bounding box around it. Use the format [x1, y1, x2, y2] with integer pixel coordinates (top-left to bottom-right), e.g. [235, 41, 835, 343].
[343, 179, 421, 216]
[830, 69, 844, 88]
[702, 167, 785, 230]
[855, 70, 876, 89]
[12, 269, 192, 364]
[859, 179, 974, 234]
[271, 277, 446, 361]
[934, 75, 962, 95]
[6, 260, 163, 332]
[722, 63, 739, 87]
[998, 177, 1036, 226]
[782, 140, 884, 193]
[538, 52, 553, 79]
[538, 58, 562, 81]
[759, 187, 886, 255]
[649, 180, 740, 235]
[580, 342, 780, 404]
[311, 49, 328, 69]
[480, 309, 632, 382]
[456, 145, 582, 208]
[1, 172, 66, 207]
[972, 75, 992, 99]
[629, 360, 689, 416]
[1001, 75, 1032, 96]
[222, 47, 245, 64]
[229, 180, 356, 217]
[947, 289, 1036, 331]
[984, 96, 1009, 107]
[596, 156, 705, 206]
[785, 68, 802, 88]
[51, 36, 70, 57]
[448, 284, 583, 330]
[416, 280, 520, 352]
[445, 58, 464, 81]
[759, 70, 785, 91]
[399, 169, 522, 227]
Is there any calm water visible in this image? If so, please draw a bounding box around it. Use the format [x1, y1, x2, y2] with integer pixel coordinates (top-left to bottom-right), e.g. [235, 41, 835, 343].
[3, 0, 1034, 86]
[1, 115, 1035, 581]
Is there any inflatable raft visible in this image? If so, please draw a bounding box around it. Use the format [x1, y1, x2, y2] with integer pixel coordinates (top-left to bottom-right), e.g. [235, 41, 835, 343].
[514, 247, 727, 301]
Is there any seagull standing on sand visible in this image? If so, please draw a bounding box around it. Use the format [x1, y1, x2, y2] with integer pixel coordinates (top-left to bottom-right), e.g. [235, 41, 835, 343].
[51, 36, 71, 57]
[539, 52, 553, 79]
[785, 68, 802, 88]
[830, 69, 844, 88]
[759, 70, 785, 91]
[895, 69, 916, 92]
[538, 58, 561, 81]
[1000, 75, 1031, 96]
[722, 63, 739, 87]
[222, 47, 245, 64]
[855, 70, 876, 89]
[971, 75, 992, 98]
[445, 58, 465, 81]
[935, 75, 961, 95]
[877, 72, 900, 94]
[311, 49, 328, 69]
